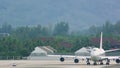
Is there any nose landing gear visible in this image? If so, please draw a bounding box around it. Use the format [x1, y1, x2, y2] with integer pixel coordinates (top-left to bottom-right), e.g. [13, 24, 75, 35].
[93, 61, 97, 65]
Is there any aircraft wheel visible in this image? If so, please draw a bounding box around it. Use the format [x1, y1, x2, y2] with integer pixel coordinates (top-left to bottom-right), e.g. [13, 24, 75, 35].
[87, 62, 90, 65]
[100, 62, 104, 65]
[106, 63, 109, 65]
[93, 62, 97, 65]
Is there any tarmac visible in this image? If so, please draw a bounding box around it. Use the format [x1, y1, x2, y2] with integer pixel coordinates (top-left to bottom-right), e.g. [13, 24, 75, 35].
[0, 60, 119, 68]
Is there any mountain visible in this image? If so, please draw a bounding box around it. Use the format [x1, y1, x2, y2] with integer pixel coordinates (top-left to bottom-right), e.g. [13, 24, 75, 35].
[0, 0, 120, 30]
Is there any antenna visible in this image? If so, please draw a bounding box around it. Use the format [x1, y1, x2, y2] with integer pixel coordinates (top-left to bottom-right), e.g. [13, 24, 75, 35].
[100, 32, 103, 49]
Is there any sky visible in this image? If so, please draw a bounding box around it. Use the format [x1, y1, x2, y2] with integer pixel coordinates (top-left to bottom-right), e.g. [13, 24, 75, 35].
[0, 0, 120, 30]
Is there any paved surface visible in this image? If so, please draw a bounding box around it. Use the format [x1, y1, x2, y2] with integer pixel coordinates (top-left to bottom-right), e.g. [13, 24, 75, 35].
[102, 64, 120, 68]
[0, 60, 118, 68]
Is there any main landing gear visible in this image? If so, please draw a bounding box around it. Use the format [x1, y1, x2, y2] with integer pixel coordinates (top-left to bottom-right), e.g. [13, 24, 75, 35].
[88, 61, 109, 65]
[93, 59, 110, 65]
[106, 59, 110, 65]
[86, 59, 110, 65]
[86, 59, 90, 65]
[100, 60, 104, 65]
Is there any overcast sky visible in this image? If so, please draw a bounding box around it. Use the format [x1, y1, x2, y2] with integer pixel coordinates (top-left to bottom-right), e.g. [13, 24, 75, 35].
[0, 0, 120, 30]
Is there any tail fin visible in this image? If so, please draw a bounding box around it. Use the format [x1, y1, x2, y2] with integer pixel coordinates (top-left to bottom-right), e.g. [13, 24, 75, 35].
[100, 32, 103, 49]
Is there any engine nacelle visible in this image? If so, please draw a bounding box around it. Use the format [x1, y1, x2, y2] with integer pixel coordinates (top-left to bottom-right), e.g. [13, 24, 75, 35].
[60, 57, 65, 62]
[74, 59, 79, 63]
[116, 59, 120, 63]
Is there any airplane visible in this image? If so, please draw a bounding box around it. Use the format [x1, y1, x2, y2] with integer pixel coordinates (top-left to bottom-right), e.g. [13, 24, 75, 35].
[48, 32, 120, 65]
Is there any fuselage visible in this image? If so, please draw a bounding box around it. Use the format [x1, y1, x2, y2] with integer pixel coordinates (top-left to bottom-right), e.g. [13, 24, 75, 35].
[90, 48, 105, 61]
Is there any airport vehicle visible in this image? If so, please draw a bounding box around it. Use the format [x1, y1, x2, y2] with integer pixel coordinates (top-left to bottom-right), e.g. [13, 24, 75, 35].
[49, 32, 120, 65]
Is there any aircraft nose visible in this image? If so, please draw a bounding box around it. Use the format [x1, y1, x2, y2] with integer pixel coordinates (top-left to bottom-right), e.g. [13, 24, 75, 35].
[91, 53, 94, 56]
[90, 51, 97, 56]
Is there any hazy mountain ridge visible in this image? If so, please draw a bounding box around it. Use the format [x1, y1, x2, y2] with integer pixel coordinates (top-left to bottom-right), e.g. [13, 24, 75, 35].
[0, 0, 120, 30]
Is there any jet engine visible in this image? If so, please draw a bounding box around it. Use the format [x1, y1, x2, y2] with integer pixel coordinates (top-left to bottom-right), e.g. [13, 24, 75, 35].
[60, 57, 64, 62]
[74, 59, 79, 63]
[116, 59, 120, 63]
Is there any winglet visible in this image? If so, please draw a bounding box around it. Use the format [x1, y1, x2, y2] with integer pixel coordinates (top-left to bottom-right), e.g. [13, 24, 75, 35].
[100, 32, 103, 49]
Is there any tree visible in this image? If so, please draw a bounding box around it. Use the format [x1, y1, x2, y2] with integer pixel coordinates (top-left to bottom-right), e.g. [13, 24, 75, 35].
[53, 22, 69, 36]
[0, 23, 12, 33]
[102, 21, 114, 34]
[114, 21, 120, 34]
[88, 25, 99, 35]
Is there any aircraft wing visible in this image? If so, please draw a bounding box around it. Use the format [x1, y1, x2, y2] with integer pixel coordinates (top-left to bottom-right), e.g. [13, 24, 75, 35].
[101, 56, 120, 60]
[48, 55, 75, 58]
[105, 49, 120, 53]
[48, 55, 90, 60]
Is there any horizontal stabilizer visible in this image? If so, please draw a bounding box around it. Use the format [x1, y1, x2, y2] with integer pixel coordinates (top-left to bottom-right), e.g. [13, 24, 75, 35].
[105, 49, 120, 53]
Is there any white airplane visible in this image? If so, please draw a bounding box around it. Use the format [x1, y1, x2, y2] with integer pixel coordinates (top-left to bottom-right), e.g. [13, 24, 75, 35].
[49, 32, 120, 65]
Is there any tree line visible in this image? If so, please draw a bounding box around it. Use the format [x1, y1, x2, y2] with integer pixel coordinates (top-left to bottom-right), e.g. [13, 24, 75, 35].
[0, 21, 120, 57]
